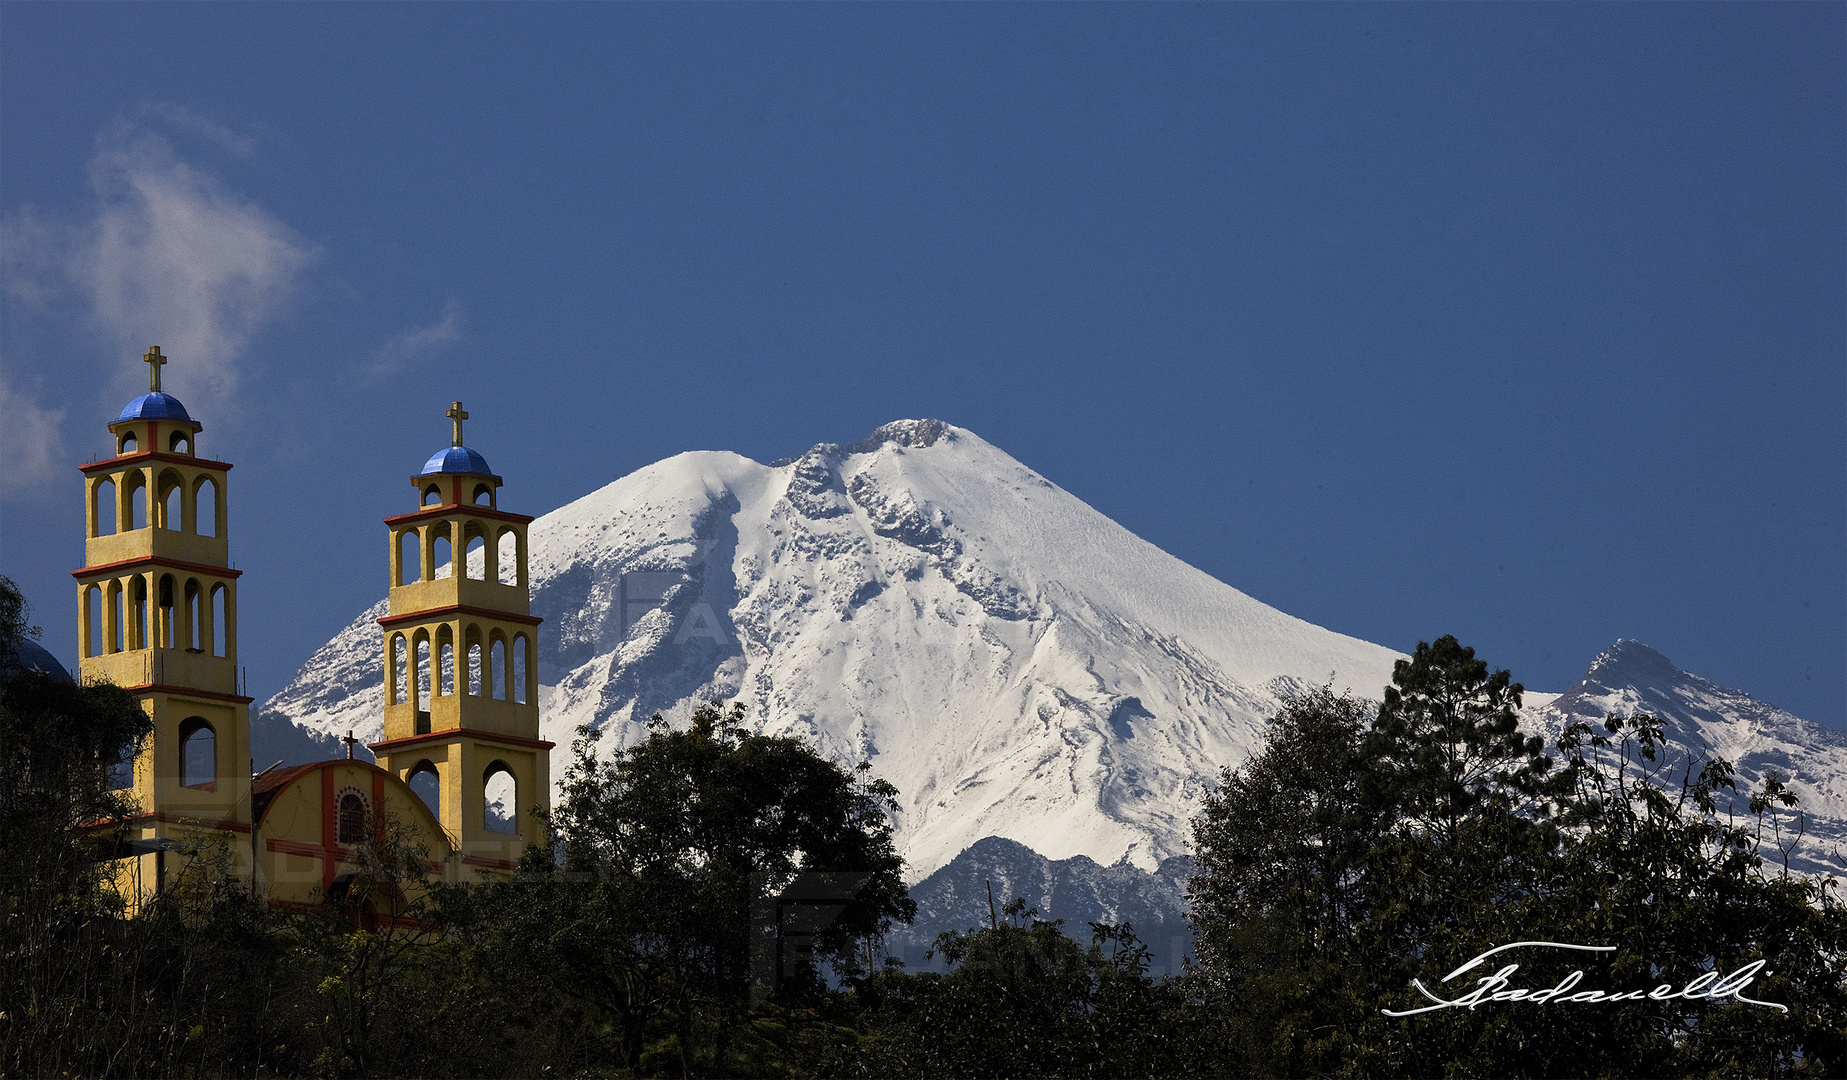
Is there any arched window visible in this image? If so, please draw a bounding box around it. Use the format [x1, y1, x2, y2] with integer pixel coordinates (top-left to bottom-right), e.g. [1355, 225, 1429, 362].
[439, 635, 455, 697]
[194, 477, 217, 537]
[489, 636, 506, 701]
[496, 529, 519, 586]
[512, 634, 530, 704]
[398, 530, 421, 585]
[408, 762, 440, 817]
[168, 430, 190, 454]
[423, 484, 442, 507]
[107, 738, 134, 791]
[472, 483, 493, 506]
[158, 575, 176, 649]
[109, 581, 125, 653]
[84, 586, 101, 658]
[388, 634, 405, 706]
[415, 634, 432, 717]
[179, 718, 215, 789]
[483, 762, 517, 834]
[467, 641, 483, 696]
[465, 531, 488, 581]
[432, 528, 452, 580]
[337, 791, 368, 845]
[92, 478, 116, 537]
[130, 577, 149, 650]
[128, 474, 148, 531]
[185, 579, 203, 651]
[211, 584, 228, 658]
[119, 431, 137, 455]
[159, 472, 183, 531]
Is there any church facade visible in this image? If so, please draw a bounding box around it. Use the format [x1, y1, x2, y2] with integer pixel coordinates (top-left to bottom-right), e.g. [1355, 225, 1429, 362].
[76, 348, 549, 912]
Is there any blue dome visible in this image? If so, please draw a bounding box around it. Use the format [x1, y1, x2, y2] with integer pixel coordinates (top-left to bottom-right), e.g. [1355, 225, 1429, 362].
[117, 392, 193, 423]
[420, 445, 494, 476]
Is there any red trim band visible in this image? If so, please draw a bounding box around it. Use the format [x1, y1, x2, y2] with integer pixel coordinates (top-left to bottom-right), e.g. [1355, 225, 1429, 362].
[461, 854, 518, 870]
[123, 683, 254, 705]
[266, 838, 324, 858]
[376, 604, 541, 629]
[80, 450, 232, 474]
[322, 769, 337, 890]
[383, 505, 532, 527]
[369, 727, 555, 754]
[74, 555, 241, 580]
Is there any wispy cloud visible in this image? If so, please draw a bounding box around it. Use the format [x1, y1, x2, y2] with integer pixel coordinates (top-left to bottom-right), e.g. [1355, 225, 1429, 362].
[0, 369, 66, 495]
[367, 297, 466, 381]
[132, 101, 261, 161]
[3, 109, 318, 429]
[78, 118, 318, 411]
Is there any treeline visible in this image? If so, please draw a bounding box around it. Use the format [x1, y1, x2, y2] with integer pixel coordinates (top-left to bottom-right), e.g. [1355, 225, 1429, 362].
[3, 570, 1843, 1077]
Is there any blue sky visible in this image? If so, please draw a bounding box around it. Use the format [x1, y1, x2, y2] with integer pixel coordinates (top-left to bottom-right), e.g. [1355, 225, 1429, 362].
[3, 4, 1842, 727]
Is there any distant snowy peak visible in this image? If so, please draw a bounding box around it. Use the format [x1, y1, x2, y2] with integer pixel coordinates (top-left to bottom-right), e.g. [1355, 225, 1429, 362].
[1536, 638, 1847, 757]
[1527, 639, 1847, 876]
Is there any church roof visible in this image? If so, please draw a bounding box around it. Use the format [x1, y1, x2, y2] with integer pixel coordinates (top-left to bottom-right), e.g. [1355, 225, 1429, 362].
[2, 638, 74, 684]
[248, 759, 454, 856]
[420, 445, 494, 476]
[117, 391, 194, 423]
[251, 762, 324, 826]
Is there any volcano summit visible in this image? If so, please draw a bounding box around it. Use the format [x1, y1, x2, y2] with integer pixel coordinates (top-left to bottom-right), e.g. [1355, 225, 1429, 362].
[263, 419, 1403, 879]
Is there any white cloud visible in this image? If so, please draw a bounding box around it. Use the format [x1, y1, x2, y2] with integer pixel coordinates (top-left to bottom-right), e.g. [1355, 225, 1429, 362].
[74, 119, 318, 413]
[0, 368, 66, 495]
[367, 297, 465, 381]
[131, 102, 261, 161]
[0, 109, 317, 491]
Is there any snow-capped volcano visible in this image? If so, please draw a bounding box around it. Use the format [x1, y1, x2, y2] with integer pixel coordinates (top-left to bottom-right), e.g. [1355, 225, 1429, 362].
[263, 419, 1402, 878]
[263, 420, 1845, 884]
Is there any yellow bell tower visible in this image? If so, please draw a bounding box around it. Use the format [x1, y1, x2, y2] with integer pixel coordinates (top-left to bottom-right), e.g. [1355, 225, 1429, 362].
[369, 402, 549, 874]
[75, 347, 254, 894]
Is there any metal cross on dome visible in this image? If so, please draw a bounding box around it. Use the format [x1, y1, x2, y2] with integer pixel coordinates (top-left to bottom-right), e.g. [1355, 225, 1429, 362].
[446, 401, 468, 447]
[144, 346, 166, 392]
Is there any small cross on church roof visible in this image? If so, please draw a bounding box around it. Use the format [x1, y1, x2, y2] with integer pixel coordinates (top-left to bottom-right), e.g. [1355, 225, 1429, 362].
[446, 401, 469, 447]
[144, 346, 166, 392]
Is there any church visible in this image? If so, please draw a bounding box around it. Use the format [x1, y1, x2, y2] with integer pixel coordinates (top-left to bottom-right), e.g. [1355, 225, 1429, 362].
[75, 347, 551, 912]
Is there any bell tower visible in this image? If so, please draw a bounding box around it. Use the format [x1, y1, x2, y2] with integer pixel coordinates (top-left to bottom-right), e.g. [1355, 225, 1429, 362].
[369, 402, 549, 874]
[75, 347, 253, 893]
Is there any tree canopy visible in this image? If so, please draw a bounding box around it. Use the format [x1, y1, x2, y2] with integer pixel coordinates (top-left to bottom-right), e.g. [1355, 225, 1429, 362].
[1188, 638, 1847, 1077]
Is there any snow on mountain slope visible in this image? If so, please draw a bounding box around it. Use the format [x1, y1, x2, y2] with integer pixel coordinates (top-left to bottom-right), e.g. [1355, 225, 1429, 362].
[1524, 640, 1847, 877]
[263, 419, 1403, 878]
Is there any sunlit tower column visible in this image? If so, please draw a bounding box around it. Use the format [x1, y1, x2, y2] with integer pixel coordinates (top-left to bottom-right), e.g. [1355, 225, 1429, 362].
[73, 347, 254, 899]
[369, 402, 550, 875]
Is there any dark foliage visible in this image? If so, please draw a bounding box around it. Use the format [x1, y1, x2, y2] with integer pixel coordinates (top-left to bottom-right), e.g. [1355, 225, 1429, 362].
[1188, 637, 1847, 1078]
[8, 575, 1836, 1079]
[443, 701, 917, 1075]
[848, 899, 1202, 1078]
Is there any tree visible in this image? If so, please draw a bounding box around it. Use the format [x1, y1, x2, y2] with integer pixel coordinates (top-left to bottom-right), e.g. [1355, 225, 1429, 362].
[1185, 685, 1379, 1076]
[0, 575, 149, 908]
[1187, 637, 1847, 1078]
[0, 576, 151, 1071]
[1524, 714, 1847, 1076]
[0, 577, 293, 1076]
[453, 701, 915, 1075]
[1362, 634, 1559, 845]
[855, 900, 1197, 1079]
